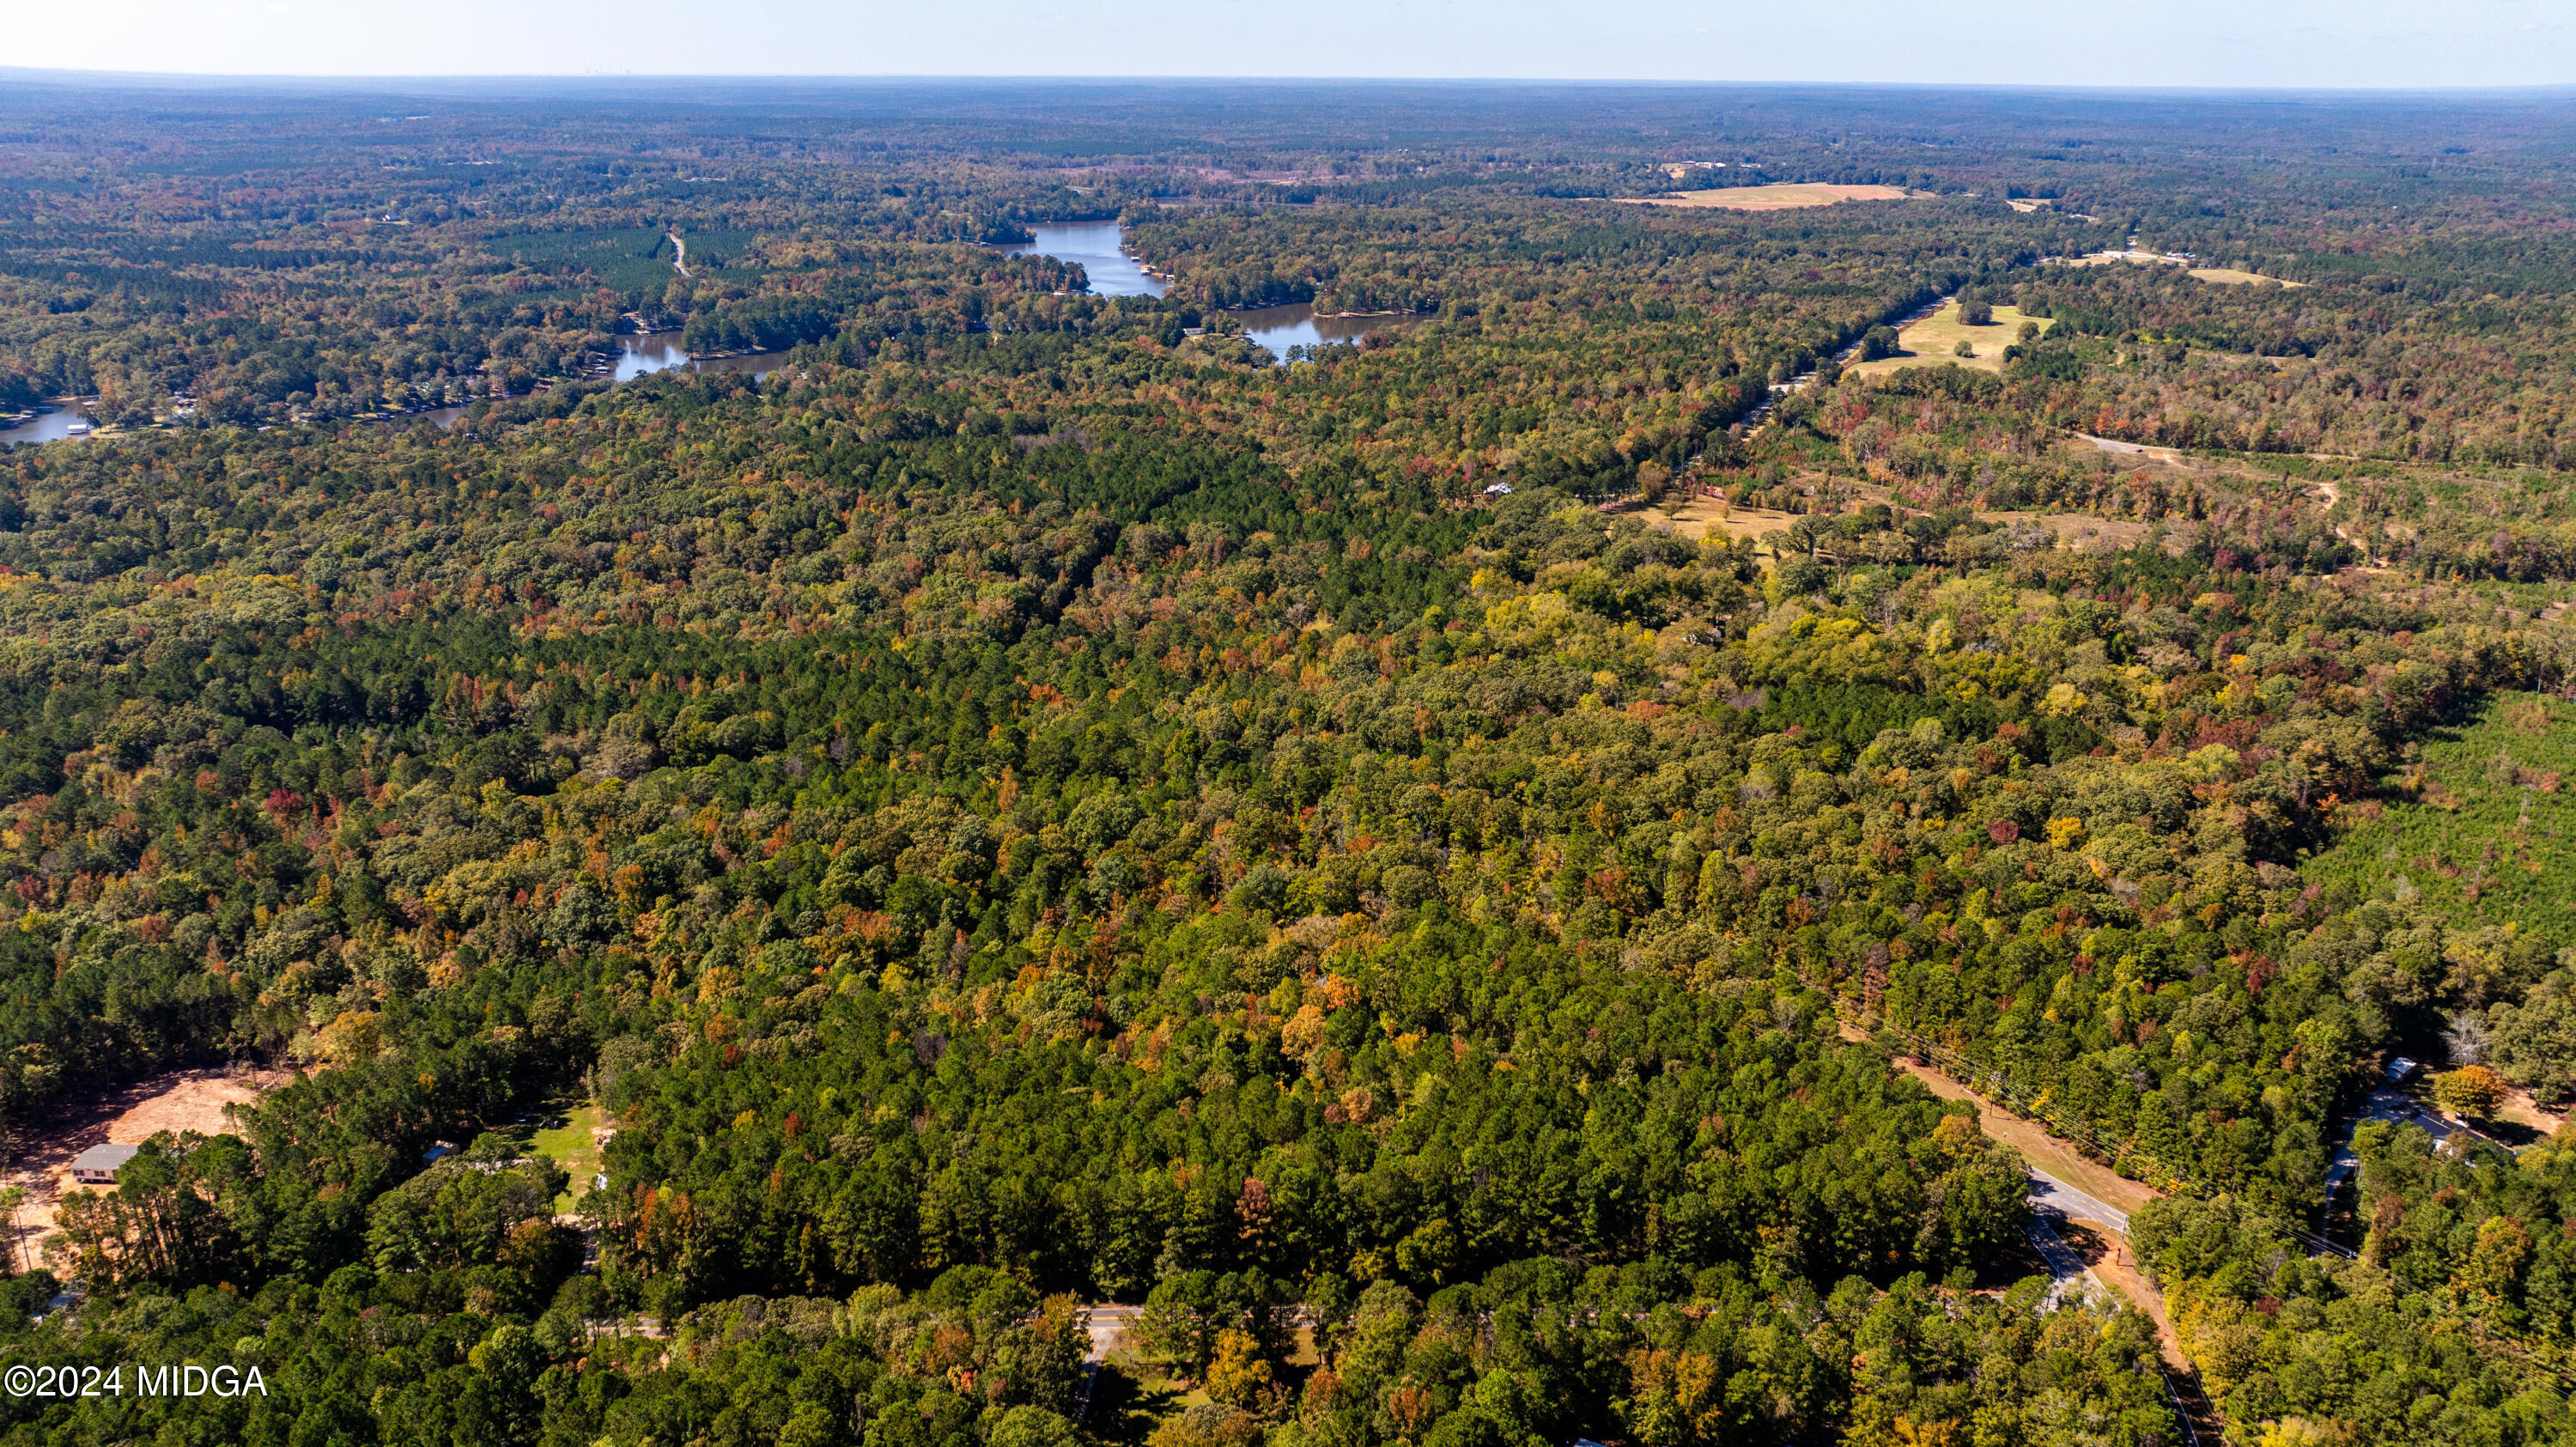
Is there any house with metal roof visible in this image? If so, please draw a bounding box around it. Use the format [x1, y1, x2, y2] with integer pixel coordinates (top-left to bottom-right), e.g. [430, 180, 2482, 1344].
[68, 1143, 137, 1186]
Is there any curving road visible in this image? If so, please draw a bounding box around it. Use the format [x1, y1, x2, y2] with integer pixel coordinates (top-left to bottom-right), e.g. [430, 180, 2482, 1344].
[2031, 1169, 2131, 1237]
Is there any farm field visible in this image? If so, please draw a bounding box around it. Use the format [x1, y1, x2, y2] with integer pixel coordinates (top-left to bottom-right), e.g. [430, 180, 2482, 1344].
[1624, 181, 1917, 210]
[2187, 266, 2307, 287]
[2302, 690, 2576, 940]
[1844, 299, 2053, 375]
[2051, 253, 2306, 289]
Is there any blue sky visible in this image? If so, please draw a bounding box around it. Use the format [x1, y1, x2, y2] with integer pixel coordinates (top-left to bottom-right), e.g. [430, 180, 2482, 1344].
[13, 0, 2575, 88]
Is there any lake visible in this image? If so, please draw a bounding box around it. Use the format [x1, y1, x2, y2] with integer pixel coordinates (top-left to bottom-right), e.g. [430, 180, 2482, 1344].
[0, 404, 95, 446]
[611, 333, 779, 383]
[1233, 301, 1412, 362]
[993, 221, 1167, 297]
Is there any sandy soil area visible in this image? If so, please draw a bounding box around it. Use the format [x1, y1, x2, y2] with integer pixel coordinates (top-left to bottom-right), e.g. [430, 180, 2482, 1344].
[2189, 267, 2306, 288]
[3, 1067, 283, 1269]
[1622, 183, 1917, 211]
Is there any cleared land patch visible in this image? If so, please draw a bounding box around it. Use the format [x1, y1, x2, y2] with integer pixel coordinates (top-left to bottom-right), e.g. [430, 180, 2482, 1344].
[530, 1105, 606, 1214]
[1655, 494, 1806, 544]
[2188, 266, 2308, 288]
[1845, 301, 2052, 377]
[6, 1067, 281, 1268]
[2055, 254, 2306, 289]
[1649, 480, 2147, 554]
[1625, 183, 1917, 210]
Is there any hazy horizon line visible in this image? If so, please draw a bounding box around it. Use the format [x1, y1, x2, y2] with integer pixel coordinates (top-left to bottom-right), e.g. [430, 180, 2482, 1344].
[8, 65, 2576, 100]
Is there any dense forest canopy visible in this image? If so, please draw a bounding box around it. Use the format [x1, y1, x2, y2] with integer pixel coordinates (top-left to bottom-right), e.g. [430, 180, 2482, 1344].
[5, 75, 2576, 1447]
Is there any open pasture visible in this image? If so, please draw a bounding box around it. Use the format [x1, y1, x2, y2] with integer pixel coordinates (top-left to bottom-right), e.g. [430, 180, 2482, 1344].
[1625, 182, 1917, 210]
[2188, 266, 2308, 288]
[1844, 300, 2053, 376]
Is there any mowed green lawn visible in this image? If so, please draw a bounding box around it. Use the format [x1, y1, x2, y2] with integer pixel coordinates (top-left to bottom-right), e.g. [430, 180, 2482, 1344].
[1847, 301, 2053, 376]
[529, 1105, 604, 1214]
[2304, 690, 2576, 938]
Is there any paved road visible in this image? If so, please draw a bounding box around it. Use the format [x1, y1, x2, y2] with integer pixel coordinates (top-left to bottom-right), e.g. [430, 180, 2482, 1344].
[2324, 1089, 2433, 1200]
[1081, 1304, 1143, 1364]
[2024, 1216, 2100, 1307]
[2031, 1169, 2131, 1237]
[2024, 1167, 2123, 1308]
[2318, 1086, 2523, 1238]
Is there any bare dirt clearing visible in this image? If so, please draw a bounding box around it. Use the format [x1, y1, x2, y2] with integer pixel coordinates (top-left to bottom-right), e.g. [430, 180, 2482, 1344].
[1647, 477, 2148, 553]
[2188, 266, 2306, 288]
[2051, 253, 2304, 288]
[1623, 183, 1917, 211]
[2071, 431, 2183, 459]
[5, 1067, 283, 1267]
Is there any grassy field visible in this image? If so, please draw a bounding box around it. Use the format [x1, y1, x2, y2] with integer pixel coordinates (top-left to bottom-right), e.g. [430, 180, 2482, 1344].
[2303, 690, 2576, 939]
[1845, 301, 2053, 377]
[2188, 266, 2308, 288]
[529, 1105, 604, 1213]
[1625, 183, 1916, 210]
[1660, 494, 1806, 544]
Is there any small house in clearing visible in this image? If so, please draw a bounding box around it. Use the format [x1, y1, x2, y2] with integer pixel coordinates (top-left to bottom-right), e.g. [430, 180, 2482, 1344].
[69, 1143, 137, 1185]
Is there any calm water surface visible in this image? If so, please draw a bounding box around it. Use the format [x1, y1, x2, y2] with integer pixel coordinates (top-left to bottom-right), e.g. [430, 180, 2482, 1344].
[0, 404, 95, 446]
[995, 222, 1410, 363]
[994, 222, 1167, 297]
[611, 333, 779, 383]
[1232, 301, 1413, 362]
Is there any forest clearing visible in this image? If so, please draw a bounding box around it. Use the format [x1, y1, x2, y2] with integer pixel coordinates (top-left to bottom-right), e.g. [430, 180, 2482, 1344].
[1844, 298, 2055, 374]
[1624, 181, 1917, 209]
[529, 1105, 607, 1213]
[3, 1068, 276, 1264]
[2188, 265, 2309, 287]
